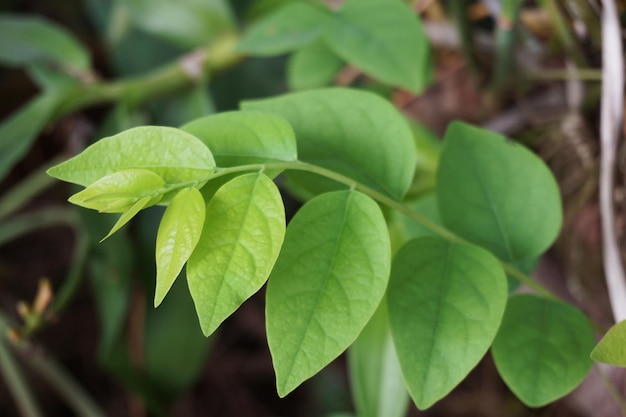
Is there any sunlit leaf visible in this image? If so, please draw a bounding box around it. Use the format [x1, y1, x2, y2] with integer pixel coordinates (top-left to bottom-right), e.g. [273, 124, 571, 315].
[388, 237, 507, 409]
[591, 320, 626, 367]
[491, 294, 595, 407]
[266, 190, 390, 396]
[187, 173, 285, 336]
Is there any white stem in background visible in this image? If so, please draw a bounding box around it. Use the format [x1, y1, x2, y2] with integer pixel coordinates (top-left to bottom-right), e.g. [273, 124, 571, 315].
[600, 0, 626, 323]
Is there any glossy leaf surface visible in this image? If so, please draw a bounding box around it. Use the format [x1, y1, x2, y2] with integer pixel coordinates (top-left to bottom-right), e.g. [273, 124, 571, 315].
[242, 88, 416, 200]
[237, 2, 329, 56]
[591, 320, 626, 367]
[187, 173, 285, 336]
[155, 187, 206, 307]
[491, 294, 595, 407]
[266, 190, 390, 396]
[436, 122, 562, 261]
[388, 237, 507, 409]
[323, 0, 431, 93]
[48, 126, 215, 187]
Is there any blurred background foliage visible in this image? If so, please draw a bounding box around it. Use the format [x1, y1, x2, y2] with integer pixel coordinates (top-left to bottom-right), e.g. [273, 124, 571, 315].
[0, 0, 624, 416]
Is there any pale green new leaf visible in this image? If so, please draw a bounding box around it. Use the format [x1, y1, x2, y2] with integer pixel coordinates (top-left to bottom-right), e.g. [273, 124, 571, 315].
[266, 190, 391, 397]
[68, 169, 166, 213]
[591, 320, 626, 367]
[387, 237, 507, 409]
[237, 2, 329, 56]
[0, 14, 90, 69]
[155, 187, 205, 307]
[436, 122, 562, 262]
[348, 302, 408, 417]
[47, 126, 215, 187]
[323, 0, 431, 93]
[491, 294, 595, 407]
[287, 40, 344, 91]
[101, 195, 157, 242]
[187, 173, 285, 336]
[242, 88, 416, 200]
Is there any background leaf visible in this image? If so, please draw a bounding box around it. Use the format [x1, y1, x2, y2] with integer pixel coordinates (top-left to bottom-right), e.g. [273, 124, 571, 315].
[237, 2, 329, 56]
[591, 320, 626, 367]
[348, 302, 409, 417]
[436, 122, 562, 261]
[266, 190, 390, 397]
[287, 40, 344, 91]
[155, 187, 205, 307]
[387, 237, 507, 409]
[186, 173, 285, 336]
[47, 126, 215, 187]
[323, 0, 431, 93]
[491, 294, 595, 407]
[242, 88, 416, 200]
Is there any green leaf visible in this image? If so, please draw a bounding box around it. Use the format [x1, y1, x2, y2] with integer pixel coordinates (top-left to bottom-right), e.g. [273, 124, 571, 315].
[591, 320, 626, 367]
[101, 196, 156, 241]
[68, 169, 166, 213]
[181, 110, 297, 166]
[155, 187, 205, 307]
[124, 0, 234, 49]
[323, 0, 431, 93]
[47, 126, 215, 187]
[150, 83, 215, 127]
[491, 294, 595, 407]
[242, 88, 416, 200]
[287, 40, 344, 91]
[187, 173, 285, 336]
[266, 190, 391, 397]
[0, 91, 65, 180]
[0, 14, 90, 69]
[237, 2, 329, 56]
[387, 237, 507, 409]
[348, 302, 409, 417]
[436, 122, 562, 261]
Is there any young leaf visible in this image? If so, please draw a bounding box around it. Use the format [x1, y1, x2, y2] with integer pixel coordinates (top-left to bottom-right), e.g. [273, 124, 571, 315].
[387, 237, 507, 409]
[101, 195, 158, 242]
[0, 14, 90, 69]
[237, 2, 329, 56]
[348, 302, 409, 417]
[47, 126, 215, 187]
[155, 187, 206, 307]
[323, 0, 431, 93]
[491, 294, 595, 407]
[591, 320, 626, 367]
[287, 40, 344, 91]
[436, 122, 562, 262]
[266, 190, 391, 397]
[68, 169, 166, 213]
[186, 173, 285, 336]
[0, 91, 65, 181]
[181, 110, 297, 166]
[242, 88, 416, 200]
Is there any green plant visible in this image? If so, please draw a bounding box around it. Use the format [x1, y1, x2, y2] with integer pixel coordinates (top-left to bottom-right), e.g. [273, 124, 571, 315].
[47, 87, 594, 411]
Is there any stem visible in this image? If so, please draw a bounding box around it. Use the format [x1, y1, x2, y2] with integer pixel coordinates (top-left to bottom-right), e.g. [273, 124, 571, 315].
[0, 317, 43, 417]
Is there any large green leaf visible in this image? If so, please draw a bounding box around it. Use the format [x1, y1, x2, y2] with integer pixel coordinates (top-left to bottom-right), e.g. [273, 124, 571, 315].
[0, 14, 90, 69]
[181, 110, 297, 166]
[0, 91, 65, 180]
[591, 320, 626, 367]
[47, 126, 215, 187]
[237, 2, 329, 56]
[124, 0, 234, 49]
[436, 122, 562, 261]
[242, 88, 416, 200]
[287, 40, 344, 91]
[387, 237, 507, 409]
[348, 302, 408, 417]
[155, 187, 205, 307]
[491, 294, 595, 407]
[323, 0, 431, 93]
[266, 190, 391, 397]
[187, 173, 285, 336]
